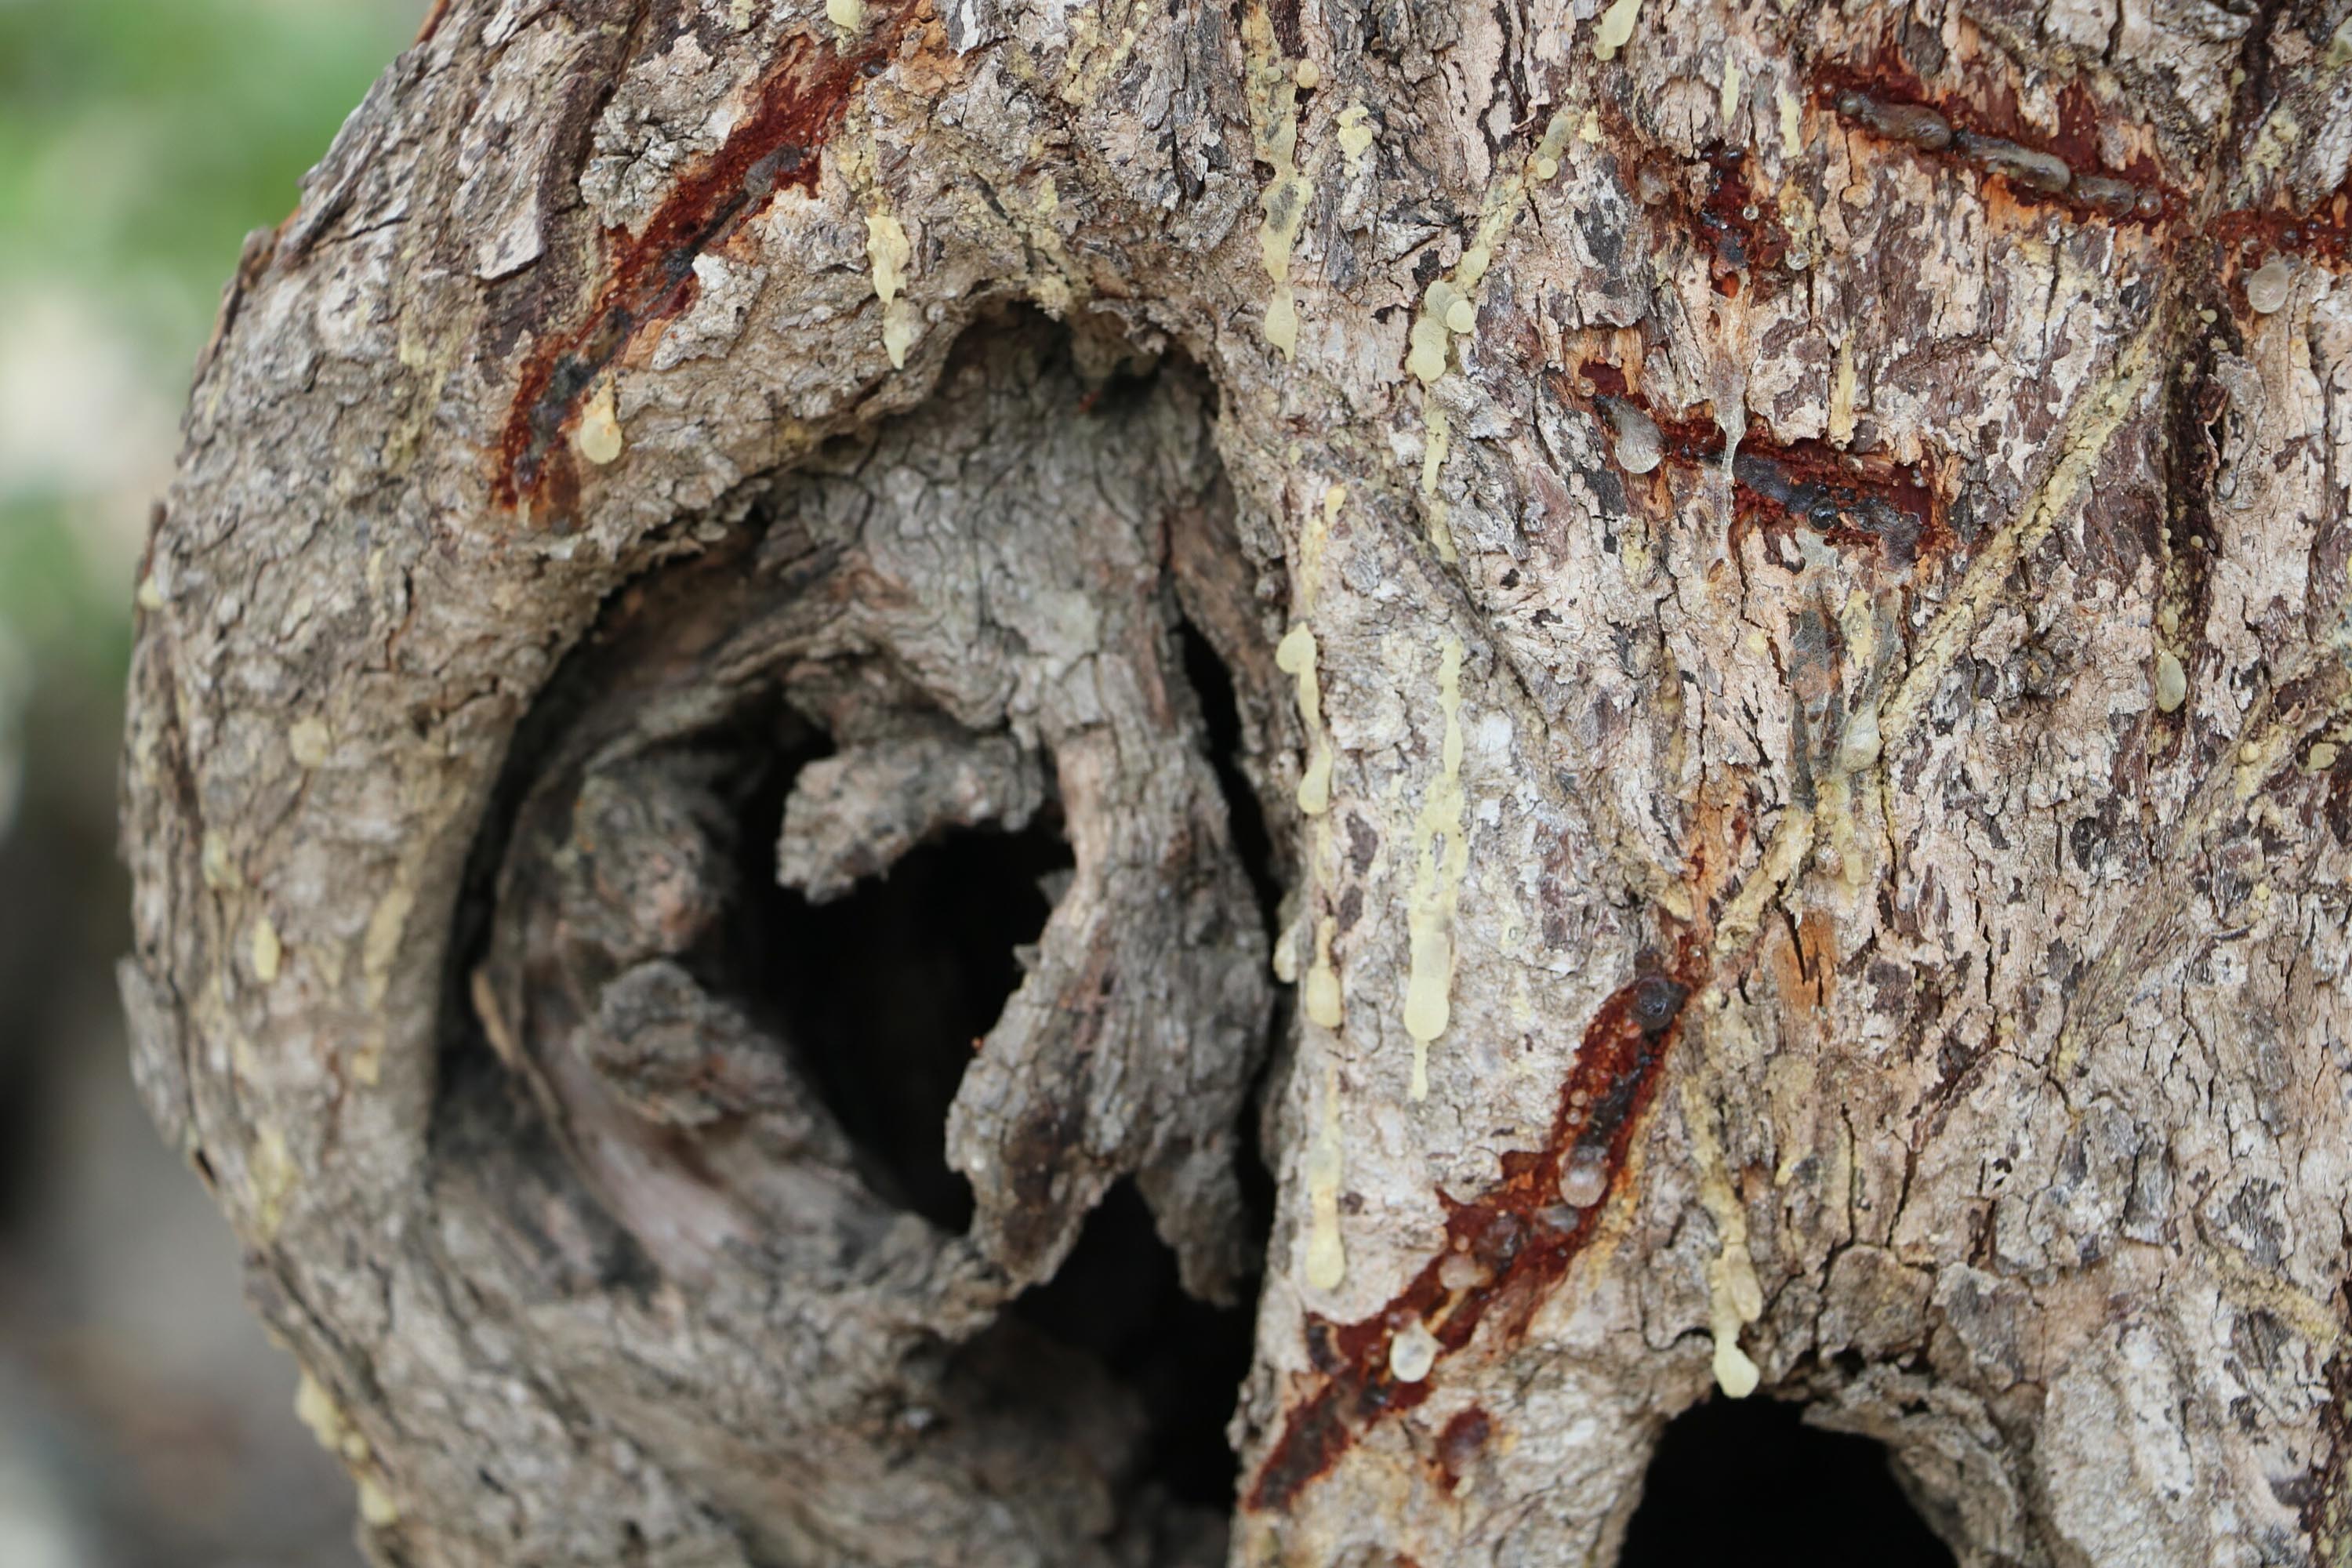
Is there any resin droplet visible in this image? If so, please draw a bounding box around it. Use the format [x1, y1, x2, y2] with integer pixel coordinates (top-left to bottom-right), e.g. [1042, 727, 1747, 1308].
[1879, 103, 1952, 151]
[1606, 399, 1662, 475]
[1629, 975, 1686, 1032]
[1274, 624, 1333, 815]
[1407, 314, 1452, 383]
[1712, 1334, 1761, 1398]
[1439, 1251, 1486, 1292]
[251, 915, 282, 985]
[1303, 916, 1343, 1029]
[866, 213, 912, 304]
[2246, 258, 2292, 315]
[1400, 637, 1467, 1062]
[2074, 174, 2141, 220]
[1263, 287, 1299, 357]
[575, 379, 624, 465]
[1388, 1321, 1440, 1383]
[287, 717, 332, 768]
[1953, 130, 2069, 194]
[880, 299, 920, 369]
[1403, 929, 1452, 1042]
[1835, 92, 1951, 152]
[1303, 967, 1341, 1028]
[1425, 277, 1479, 336]
[1560, 1149, 1609, 1209]
[1592, 0, 1641, 60]
[1301, 1066, 1348, 1290]
[2154, 648, 2187, 713]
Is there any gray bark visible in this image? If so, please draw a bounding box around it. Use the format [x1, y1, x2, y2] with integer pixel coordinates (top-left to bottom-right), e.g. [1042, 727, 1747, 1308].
[121, 0, 2352, 1564]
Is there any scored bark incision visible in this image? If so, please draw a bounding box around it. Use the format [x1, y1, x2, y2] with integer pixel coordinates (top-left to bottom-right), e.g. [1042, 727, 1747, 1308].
[1247, 961, 1696, 1513]
[1560, 357, 1953, 567]
[120, 0, 2352, 1565]
[492, 2, 924, 512]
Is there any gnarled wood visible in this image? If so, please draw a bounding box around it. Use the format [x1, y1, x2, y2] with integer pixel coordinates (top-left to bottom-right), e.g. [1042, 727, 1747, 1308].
[124, 1, 2352, 1564]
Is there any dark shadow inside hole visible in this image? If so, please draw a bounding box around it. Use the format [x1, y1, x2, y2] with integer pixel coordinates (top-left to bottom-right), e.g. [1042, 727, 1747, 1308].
[1009, 1180, 1257, 1508]
[1175, 619, 1280, 938]
[739, 767, 1071, 1233]
[1172, 618, 1281, 1247]
[1618, 1395, 1957, 1568]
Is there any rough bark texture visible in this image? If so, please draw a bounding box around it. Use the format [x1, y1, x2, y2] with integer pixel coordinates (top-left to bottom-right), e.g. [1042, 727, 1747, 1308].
[122, 0, 2352, 1563]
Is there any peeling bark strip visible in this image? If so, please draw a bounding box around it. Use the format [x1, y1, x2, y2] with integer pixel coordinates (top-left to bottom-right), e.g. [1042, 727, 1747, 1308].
[124, 0, 2352, 1563]
[1249, 964, 1694, 1512]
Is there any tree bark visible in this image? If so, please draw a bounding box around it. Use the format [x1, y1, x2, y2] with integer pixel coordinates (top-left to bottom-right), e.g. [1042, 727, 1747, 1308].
[121, 0, 2352, 1563]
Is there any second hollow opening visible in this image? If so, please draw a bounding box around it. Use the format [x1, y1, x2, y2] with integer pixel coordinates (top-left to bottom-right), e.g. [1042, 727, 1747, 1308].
[1617, 1393, 1958, 1567]
[1007, 1179, 1259, 1509]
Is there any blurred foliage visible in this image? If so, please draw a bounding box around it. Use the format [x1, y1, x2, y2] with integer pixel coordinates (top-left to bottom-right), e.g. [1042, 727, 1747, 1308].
[0, 0, 417, 341]
[0, 0, 420, 681]
[0, 9, 424, 1564]
[0, 493, 103, 676]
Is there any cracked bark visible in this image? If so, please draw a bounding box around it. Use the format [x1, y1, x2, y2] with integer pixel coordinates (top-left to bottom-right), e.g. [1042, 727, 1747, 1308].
[122, 0, 2352, 1564]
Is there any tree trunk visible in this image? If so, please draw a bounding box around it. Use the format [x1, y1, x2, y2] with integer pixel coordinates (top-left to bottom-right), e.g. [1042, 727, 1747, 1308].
[120, 0, 2352, 1563]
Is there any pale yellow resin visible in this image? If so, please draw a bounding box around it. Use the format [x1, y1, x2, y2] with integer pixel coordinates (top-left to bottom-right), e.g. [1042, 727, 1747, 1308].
[1244, 11, 1312, 358]
[1302, 1069, 1348, 1289]
[1276, 624, 1334, 815]
[1401, 639, 1468, 1098]
[866, 211, 917, 367]
[575, 379, 623, 465]
[866, 212, 910, 303]
[2155, 648, 2187, 713]
[1303, 915, 1343, 1027]
[287, 717, 332, 768]
[251, 914, 282, 985]
[1592, 0, 1641, 60]
[880, 299, 920, 369]
[1403, 109, 1573, 566]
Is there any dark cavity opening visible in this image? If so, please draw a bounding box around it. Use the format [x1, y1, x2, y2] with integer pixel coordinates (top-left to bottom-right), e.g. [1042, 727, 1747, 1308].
[1176, 619, 1280, 936]
[1172, 618, 1281, 1241]
[1618, 1395, 1957, 1568]
[740, 770, 1071, 1233]
[1010, 1180, 1257, 1508]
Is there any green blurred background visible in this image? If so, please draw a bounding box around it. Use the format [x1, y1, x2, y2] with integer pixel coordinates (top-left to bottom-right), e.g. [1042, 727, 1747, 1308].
[0, 2, 423, 1563]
